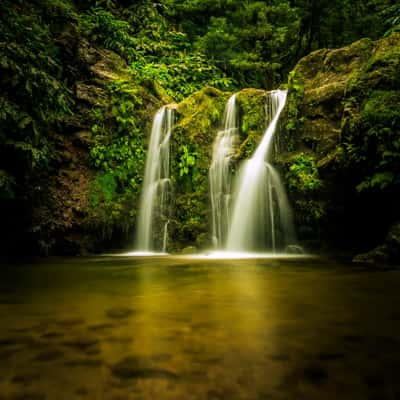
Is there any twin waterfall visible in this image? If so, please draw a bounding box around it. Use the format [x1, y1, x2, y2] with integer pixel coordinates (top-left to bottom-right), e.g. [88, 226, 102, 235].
[135, 90, 295, 254]
[225, 90, 295, 251]
[135, 106, 175, 253]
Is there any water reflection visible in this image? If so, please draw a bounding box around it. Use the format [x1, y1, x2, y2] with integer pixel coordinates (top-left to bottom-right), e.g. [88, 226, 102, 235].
[0, 257, 399, 399]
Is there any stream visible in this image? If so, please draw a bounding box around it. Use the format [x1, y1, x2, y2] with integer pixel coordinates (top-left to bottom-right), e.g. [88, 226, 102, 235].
[0, 256, 399, 399]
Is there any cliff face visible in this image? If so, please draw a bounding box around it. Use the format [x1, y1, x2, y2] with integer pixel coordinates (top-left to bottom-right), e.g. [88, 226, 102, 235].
[282, 33, 400, 262]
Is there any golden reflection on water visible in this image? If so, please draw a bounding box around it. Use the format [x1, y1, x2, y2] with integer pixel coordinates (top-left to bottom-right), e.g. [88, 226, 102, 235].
[0, 256, 400, 399]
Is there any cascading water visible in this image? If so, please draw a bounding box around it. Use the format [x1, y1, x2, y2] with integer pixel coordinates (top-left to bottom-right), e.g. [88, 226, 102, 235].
[135, 105, 175, 253]
[226, 90, 296, 252]
[209, 94, 239, 248]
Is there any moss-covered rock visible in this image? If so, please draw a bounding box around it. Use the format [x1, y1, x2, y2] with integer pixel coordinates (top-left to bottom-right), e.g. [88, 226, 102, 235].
[168, 87, 228, 250]
[282, 33, 400, 258]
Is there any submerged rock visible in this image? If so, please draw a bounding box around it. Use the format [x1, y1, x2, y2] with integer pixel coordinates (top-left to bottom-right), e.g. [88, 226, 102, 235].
[106, 307, 135, 319]
[111, 356, 178, 380]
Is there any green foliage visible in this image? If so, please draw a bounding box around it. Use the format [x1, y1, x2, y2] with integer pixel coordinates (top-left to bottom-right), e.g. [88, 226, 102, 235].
[356, 171, 396, 192]
[80, 6, 137, 61]
[80, 1, 397, 95]
[163, 0, 393, 88]
[285, 153, 325, 228]
[286, 153, 322, 193]
[132, 51, 233, 101]
[292, 0, 391, 58]
[285, 70, 305, 151]
[177, 1, 299, 87]
[292, 199, 326, 225]
[87, 78, 147, 236]
[178, 145, 198, 177]
[239, 134, 261, 160]
[0, 1, 74, 173]
[341, 89, 400, 193]
[382, 5, 400, 36]
[90, 172, 117, 206]
[87, 172, 134, 238]
[80, 5, 233, 100]
[172, 193, 208, 247]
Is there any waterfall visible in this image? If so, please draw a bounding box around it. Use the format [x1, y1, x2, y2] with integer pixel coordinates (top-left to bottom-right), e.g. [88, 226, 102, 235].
[209, 94, 239, 248]
[226, 90, 295, 252]
[135, 105, 175, 252]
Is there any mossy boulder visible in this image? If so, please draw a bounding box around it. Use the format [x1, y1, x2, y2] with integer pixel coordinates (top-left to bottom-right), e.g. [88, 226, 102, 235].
[283, 33, 400, 260]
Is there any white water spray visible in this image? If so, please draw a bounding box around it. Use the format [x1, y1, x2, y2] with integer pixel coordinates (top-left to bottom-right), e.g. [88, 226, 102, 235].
[135, 106, 175, 252]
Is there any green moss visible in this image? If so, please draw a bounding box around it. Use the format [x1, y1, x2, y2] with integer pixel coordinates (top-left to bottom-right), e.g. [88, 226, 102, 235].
[236, 89, 266, 138]
[362, 90, 400, 126]
[86, 172, 135, 239]
[238, 132, 261, 159]
[168, 87, 228, 248]
[284, 70, 305, 151]
[176, 87, 228, 142]
[170, 192, 209, 249]
[347, 33, 400, 95]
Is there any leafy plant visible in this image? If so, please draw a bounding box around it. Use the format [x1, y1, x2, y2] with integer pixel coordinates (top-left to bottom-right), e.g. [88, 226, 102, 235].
[0, 2, 73, 170]
[286, 153, 322, 192]
[341, 90, 400, 193]
[178, 145, 197, 177]
[80, 6, 137, 61]
[86, 77, 148, 236]
[282, 70, 305, 151]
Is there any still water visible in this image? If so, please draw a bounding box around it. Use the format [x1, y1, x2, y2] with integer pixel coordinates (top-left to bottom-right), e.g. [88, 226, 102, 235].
[0, 256, 399, 400]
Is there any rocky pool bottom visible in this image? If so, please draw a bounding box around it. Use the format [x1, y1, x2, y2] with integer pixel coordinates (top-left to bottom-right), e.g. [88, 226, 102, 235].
[0, 256, 399, 400]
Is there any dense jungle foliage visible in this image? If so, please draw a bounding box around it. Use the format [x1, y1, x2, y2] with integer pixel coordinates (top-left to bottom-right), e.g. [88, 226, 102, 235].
[0, 0, 399, 256]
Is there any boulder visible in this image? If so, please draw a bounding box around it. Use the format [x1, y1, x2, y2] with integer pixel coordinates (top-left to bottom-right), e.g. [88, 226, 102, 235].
[282, 33, 400, 255]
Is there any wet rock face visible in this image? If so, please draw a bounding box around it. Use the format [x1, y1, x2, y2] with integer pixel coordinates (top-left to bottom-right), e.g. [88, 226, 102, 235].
[283, 33, 400, 259]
